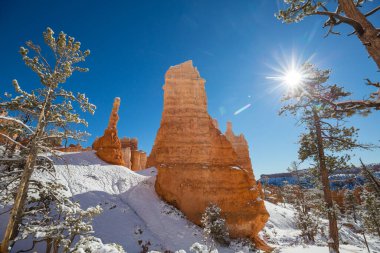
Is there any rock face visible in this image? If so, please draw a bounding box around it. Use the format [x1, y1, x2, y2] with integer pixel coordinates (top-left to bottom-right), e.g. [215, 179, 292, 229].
[147, 60, 270, 251]
[225, 121, 255, 179]
[92, 98, 125, 166]
[120, 137, 147, 171]
[131, 150, 147, 171]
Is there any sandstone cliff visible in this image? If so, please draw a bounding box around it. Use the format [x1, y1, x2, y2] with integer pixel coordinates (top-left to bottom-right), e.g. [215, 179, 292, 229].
[147, 60, 271, 251]
[225, 121, 255, 179]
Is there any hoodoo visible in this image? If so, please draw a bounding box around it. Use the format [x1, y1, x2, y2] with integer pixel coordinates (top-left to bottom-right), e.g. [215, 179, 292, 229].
[93, 97, 125, 166]
[147, 60, 271, 251]
[93, 98, 147, 170]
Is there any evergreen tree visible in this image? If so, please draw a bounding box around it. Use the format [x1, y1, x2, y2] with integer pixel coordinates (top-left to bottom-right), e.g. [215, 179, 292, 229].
[201, 203, 230, 250]
[344, 190, 359, 223]
[0, 27, 95, 253]
[283, 162, 321, 243]
[280, 63, 373, 253]
[277, 1, 380, 69]
[360, 161, 380, 238]
[276, 0, 380, 114]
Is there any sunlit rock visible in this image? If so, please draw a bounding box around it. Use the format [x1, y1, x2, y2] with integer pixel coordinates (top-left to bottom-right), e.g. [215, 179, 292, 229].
[147, 60, 271, 251]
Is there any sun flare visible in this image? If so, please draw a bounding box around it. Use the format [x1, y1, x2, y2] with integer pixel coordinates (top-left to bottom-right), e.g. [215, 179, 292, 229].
[284, 69, 303, 87]
[265, 51, 313, 92]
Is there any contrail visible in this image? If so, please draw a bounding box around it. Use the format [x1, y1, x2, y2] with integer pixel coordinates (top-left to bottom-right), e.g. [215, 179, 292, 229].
[234, 103, 251, 115]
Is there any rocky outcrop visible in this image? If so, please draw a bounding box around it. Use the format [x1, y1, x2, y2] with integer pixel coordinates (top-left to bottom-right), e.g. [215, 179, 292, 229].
[120, 137, 146, 171]
[131, 150, 147, 171]
[92, 98, 125, 166]
[225, 121, 255, 179]
[257, 181, 265, 200]
[147, 60, 270, 251]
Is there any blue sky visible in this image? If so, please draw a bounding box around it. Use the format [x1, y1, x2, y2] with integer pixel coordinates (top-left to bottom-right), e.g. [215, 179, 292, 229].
[1, 0, 379, 177]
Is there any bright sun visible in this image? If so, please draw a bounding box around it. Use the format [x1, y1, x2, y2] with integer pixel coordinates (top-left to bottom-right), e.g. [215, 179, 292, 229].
[284, 69, 302, 87]
[265, 51, 311, 91]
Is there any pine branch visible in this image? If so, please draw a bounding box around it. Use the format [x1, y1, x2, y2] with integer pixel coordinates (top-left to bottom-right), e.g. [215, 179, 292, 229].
[314, 11, 364, 35]
[0, 133, 27, 149]
[0, 116, 35, 133]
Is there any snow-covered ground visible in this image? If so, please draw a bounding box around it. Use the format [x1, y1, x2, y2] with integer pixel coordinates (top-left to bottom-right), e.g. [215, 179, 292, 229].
[1, 151, 379, 252]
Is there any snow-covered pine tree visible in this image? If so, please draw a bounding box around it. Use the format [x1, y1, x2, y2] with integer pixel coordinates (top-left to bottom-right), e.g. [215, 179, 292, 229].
[72, 236, 125, 253]
[360, 161, 380, 238]
[344, 189, 359, 223]
[280, 63, 374, 253]
[0, 27, 96, 253]
[201, 203, 230, 250]
[189, 242, 218, 253]
[342, 187, 372, 252]
[0, 155, 125, 252]
[282, 163, 321, 243]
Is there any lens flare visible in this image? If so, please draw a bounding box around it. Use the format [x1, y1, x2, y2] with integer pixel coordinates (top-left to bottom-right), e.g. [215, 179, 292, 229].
[265, 50, 315, 92]
[284, 69, 303, 87]
[234, 103, 251, 115]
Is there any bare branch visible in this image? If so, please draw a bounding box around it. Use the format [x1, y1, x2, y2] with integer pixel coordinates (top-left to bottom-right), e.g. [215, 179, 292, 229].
[314, 11, 364, 35]
[365, 5, 380, 17]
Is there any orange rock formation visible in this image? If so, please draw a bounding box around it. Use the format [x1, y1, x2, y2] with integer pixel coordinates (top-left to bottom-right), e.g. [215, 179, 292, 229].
[92, 100, 147, 170]
[92, 97, 125, 166]
[225, 121, 255, 179]
[147, 60, 271, 251]
[120, 137, 147, 171]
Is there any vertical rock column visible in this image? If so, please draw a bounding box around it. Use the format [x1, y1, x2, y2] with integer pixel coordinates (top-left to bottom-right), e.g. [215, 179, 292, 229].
[225, 121, 255, 180]
[147, 61, 271, 251]
[92, 98, 125, 166]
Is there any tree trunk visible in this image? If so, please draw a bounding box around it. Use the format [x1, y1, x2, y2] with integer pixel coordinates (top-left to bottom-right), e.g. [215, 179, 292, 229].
[46, 238, 52, 253]
[362, 231, 370, 253]
[313, 109, 340, 253]
[0, 148, 38, 253]
[338, 0, 380, 70]
[0, 88, 52, 253]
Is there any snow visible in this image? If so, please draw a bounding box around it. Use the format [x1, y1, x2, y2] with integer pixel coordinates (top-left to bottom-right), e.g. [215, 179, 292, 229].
[1, 151, 379, 253]
[262, 202, 380, 252]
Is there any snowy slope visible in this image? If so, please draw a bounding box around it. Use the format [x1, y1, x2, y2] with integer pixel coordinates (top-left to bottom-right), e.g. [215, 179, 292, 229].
[1, 151, 379, 253]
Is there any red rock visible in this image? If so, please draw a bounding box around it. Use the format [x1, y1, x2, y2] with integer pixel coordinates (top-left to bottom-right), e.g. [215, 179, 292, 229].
[257, 181, 265, 200]
[225, 121, 255, 179]
[92, 98, 125, 166]
[147, 60, 271, 251]
[131, 150, 147, 171]
[120, 137, 146, 171]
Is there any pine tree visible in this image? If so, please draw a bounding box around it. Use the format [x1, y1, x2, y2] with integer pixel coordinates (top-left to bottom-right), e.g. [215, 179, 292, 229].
[71, 236, 125, 253]
[201, 203, 230, 250]
[283, 163, 321, 243]
[0, 27, 95, 253]
[343, 180, 372, 252]
[276, 0, 380, 68]
[360, 161, 380, 238]
[279, 63, 373, 253]
[344, 190, 358, 223]
[276, 1, 380, 114]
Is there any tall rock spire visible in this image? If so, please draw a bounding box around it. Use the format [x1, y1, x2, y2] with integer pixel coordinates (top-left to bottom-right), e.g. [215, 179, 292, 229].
[147, 61, 271, 251]
[225, 121, 255, 179]
[107, 97, 120, 130]
[92, 97, 125, 166]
